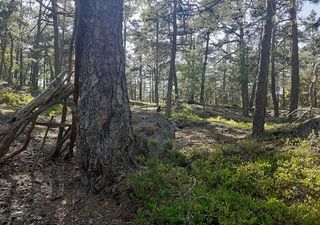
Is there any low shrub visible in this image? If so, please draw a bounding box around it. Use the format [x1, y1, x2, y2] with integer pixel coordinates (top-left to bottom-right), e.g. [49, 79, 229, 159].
[128, 139, 320, 225]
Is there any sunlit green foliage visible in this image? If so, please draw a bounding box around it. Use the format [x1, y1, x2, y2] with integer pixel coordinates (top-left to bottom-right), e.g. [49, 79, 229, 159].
[128, 138, 320, 225]
[43, 104, 65, 116]
[0, 91, 33, 108]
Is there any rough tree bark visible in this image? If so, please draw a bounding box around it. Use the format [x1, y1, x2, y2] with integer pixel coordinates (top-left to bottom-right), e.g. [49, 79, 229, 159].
[289, 0, 300, 113]
[270, 23, 279, 117]
[165, 0, 177, 117]
[76, 0, 136, 192]
[252, 0, 275, 137]
[200, 31, 210, 105]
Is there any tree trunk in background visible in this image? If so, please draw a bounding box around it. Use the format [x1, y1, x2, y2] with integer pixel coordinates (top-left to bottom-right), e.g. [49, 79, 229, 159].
[309, 63, 319, 112]
[174, 68, 179, 99]
[249, 82, 256, 108]
[14, 46, 19, 82]
[200, 31, 210, 105]
[239, 22, 249, 117]
[165, 0, 177, 117]
[270, 24, 279, 117]
[30, 0, 43, 94]
[77, 0, 136, 192]
[249, 25, 263, 109]
[289, 0, 300, 113]
[282, 70, 286, 109]
[52, 0, 61, 77]
[139, 55, 143, 101]
[154, 18, 159, 106]
[150, 69, 154, 103]
[313, 89, 318, 107]
[189, 37, 196, 103]
[222, 58, 228, 103]
[19, 47, 24, 87]
[0, 38, 6, 81]
[60, 0, 67, 66]
[8, 33, 14, 86]
[252, 0, 275, 137]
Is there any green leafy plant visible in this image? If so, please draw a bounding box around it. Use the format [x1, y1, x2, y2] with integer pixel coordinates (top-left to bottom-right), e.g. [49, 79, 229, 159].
[128, 138, 320, 225]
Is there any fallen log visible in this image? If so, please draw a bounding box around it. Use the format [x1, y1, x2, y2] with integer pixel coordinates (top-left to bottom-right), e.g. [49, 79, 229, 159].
[35, 122, 72, 128]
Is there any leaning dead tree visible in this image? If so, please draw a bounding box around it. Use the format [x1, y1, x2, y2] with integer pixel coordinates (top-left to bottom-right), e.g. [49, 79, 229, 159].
[0, 70, 74, 164]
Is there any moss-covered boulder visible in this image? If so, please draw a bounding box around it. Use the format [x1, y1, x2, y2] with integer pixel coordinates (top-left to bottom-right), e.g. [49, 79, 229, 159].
[132, 112, 176, 156]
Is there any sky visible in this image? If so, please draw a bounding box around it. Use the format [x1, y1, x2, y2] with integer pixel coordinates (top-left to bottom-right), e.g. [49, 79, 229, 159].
[300, 2, 320, 19]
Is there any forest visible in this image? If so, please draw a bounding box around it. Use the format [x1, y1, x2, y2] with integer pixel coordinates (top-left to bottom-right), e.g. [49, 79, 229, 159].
[0, 0, 320, 224]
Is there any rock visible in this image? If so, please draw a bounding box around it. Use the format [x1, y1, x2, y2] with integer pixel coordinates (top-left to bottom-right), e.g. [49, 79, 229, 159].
[132, 113, 176, 156]
[293, 117, 320, 138]
[269, 117, 320, 138]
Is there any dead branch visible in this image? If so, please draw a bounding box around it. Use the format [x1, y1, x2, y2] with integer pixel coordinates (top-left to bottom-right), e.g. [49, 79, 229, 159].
[0, 71, 74, 163]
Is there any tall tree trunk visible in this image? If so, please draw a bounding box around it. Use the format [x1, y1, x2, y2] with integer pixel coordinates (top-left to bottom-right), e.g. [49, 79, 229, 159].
[150, 69, 154, 103]
[249, 82, 256, 108]
[200, 31, 210, 105]
[60, 0, 67, 66]
[77, 0, 136, 192]
[252, 0, 275, 137]
[19, 47, 24, 87]
[239, 22, 249, 116]
[222, 58, 228, 103]
[249, 24, 263, 109]
[154, 18, 160, 106]
[309, 63, 319, 112]
[282, 70, 286, 109]
[52, 0, 61, 77]
[139, 55, 143, 101]
[0, 38, 7, 81]
[14, 46, 19, 83]
[8, 33, 14, 86]
[289, 0, 300, 113]
[165, 0, 177, 117]
[174, 69, 179, 100]
[270, 23, 279, 117]
[30, 0, 43, 94]
[189, 37, 196, 103]
[313, 89, 318, 107]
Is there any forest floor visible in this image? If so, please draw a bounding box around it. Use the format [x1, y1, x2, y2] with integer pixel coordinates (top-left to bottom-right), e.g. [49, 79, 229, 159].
[0, 108, 133, 225]
[1, 94, 320, 224]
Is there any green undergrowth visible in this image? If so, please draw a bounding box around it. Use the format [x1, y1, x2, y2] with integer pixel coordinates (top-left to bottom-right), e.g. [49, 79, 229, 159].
[172, 111, 202, 121]
[0, 91, 69, 116]
[172, 104, 202, 121]
[172, 110, 284, 130]
[43, 104, 67, 116]
[0, 91, 33, 108]
[130, 101, 159, 113]
[128, 138, 320, 225]
[207, 116, 286, 130]
[207, 116, 252, 129]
